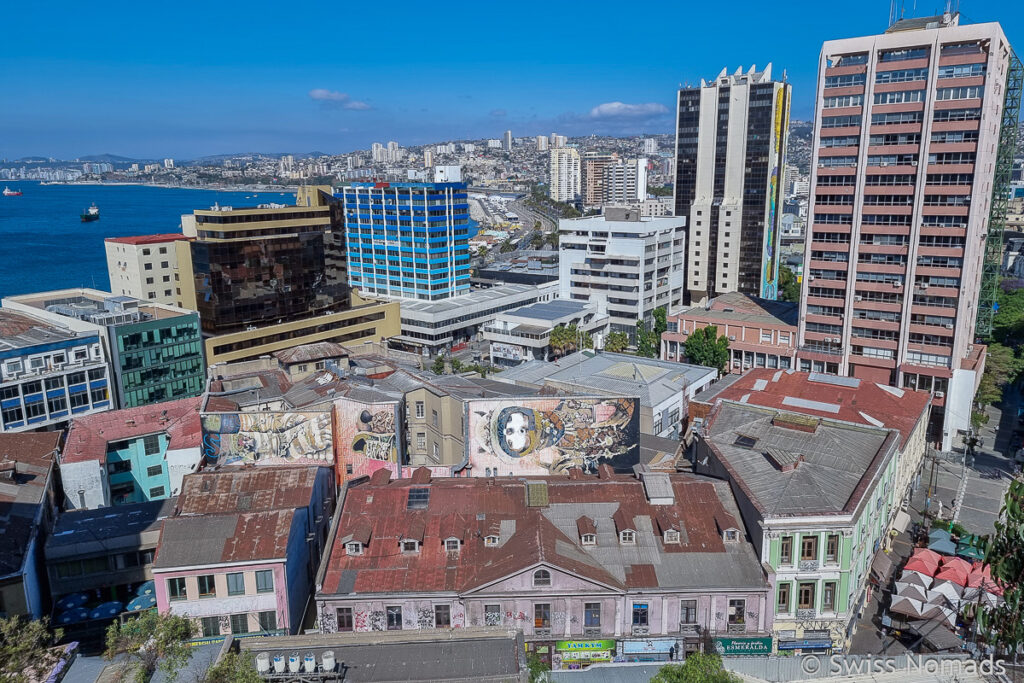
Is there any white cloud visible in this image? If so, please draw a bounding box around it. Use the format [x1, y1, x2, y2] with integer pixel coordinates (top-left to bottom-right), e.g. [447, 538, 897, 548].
[309, 89, 371, 110]
[589, 101, 669, 119]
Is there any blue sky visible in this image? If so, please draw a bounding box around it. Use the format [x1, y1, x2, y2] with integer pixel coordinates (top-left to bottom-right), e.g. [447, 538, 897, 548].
[1, 0, 1019, 160]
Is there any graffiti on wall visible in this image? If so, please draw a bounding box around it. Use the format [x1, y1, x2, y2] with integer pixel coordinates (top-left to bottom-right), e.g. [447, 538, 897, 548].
[332, 398, 402, 479]
[463, 397, 640, 476]
[201, 411, 333, 465]
[761, 84, 791, 300]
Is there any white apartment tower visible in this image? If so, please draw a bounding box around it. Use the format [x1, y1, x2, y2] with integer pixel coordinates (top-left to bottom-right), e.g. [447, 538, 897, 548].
[797, 13, 1020, 450]
[536, 135, 549, 152]
[674, 64, 791, 304]
[549, 147, 581, 202]
[503, 130, 513, 152]
[604, 158, 649, 205]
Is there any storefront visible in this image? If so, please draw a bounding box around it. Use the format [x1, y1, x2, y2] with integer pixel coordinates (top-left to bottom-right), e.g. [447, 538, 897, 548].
[552, 640, 616, 670]
[619, 638, 682, 663]
[777, 630, 834, 655]
[713, 636, 773, 657]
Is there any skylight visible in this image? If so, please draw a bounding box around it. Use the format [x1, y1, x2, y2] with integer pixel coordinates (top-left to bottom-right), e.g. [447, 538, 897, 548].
[407, 487, 430, 510]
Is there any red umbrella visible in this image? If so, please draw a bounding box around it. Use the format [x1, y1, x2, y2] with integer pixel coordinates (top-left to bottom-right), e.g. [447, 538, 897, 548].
[941, 556, 972, 575]
[912, 548, 943, 565]
[934, 564, 969, 586]
[905, 556, 939, 576]
[967, 562, 991, 588]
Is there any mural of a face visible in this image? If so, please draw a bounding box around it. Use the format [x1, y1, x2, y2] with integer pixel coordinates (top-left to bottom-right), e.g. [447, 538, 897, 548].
[504, 411, 531, 453]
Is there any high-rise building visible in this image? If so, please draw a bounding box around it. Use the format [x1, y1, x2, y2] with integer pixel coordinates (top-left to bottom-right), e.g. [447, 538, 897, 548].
[797, 13, 1020, 450]
[423, 149, 434, 168]
[549, 147, 581, 202]
[581, 152, 617, 208]
[340, 172, 471, 301]
[371, 142, 385, 163]
[105, 234, 190, 306]
[549, 132, 558, 148]
[554, 134, 568, 148]
[674, 64, 791, 303]
[175, 187, 398, 364]
[558, 207, 686, 339]
[536, 135, 548, 152]
[643, 138, 658, 155]
[503, 130, 513, 152]
[487, 139, 502, 149]
[163, 158, 174, 169]
[604, 158, 649, 205]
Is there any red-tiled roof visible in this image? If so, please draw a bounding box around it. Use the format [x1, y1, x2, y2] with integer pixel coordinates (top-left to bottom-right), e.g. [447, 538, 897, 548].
[62, 397, 202, 464]
[0, 433, 60, 575]
[697, 369, 930, 449]
[321, 473, 747, 597]
[222, 509, 296, 562]
[105, 234, 191, 246]
[177, 465, 321, 515]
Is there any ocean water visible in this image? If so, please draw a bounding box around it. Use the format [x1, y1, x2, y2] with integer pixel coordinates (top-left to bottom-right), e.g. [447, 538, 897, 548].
[0, 180, 297, 298]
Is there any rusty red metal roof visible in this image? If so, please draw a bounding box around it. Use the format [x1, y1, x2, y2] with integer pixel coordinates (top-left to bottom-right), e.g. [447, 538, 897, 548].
[61, 397, 202, 465]
[105, 234, 191, 246]
[177, 465, 320, 515]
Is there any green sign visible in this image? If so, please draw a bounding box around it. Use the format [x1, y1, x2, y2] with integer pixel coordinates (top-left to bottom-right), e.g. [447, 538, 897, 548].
[714, 636, 773, 656]
[555, 640, 616, 652]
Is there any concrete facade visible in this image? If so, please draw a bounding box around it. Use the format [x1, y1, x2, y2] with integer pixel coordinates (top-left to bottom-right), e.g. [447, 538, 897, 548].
[105, 234, 189, 306]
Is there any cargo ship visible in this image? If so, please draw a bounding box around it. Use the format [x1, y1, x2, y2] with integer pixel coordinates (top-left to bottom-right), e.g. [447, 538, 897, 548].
[81, 204, 100, 222]
[2, 186, 23, 196]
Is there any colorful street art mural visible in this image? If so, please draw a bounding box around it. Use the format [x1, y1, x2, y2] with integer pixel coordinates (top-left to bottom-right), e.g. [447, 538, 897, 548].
[462, 396, 640, 476]
[761, 83, 791, 300]
[332, 398, 403, 479]
[201, 411, 333, 466]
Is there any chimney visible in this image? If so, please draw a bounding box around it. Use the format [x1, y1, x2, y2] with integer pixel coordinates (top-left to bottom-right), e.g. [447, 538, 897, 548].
[369, 468, 392, 486]
[410, 466, 432, 484]
[567, 467, 584, 480]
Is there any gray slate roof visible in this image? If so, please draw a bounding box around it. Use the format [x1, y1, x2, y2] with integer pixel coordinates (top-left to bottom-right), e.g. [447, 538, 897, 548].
[706, 402, 897, 517]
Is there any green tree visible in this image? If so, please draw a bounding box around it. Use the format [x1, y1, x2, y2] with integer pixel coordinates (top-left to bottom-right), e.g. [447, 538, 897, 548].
[652, 306, 668, 337]
[549, 325, 569, 358]
[451, 358, 464, 373]
[104, 610, 194, 683]
[526, 652, 548, 683]
[636, 320, 658, 358]
[477, 245, 489, 260]
[778, 265, 800, 303]
[605, 331, 630, 353]
[648, 185, 673, 197]
[992, 286, 1024, 345]
[500, 240, 515, 253]
[0, 617, 63, 683]
[651, 653, 741, 683]
[205, 651, 263, 683]
[431, 356, 446, 375]
[978, 475, 1024, 658]
[974, 342, 1024, 410]
[684, 325, 730, 372]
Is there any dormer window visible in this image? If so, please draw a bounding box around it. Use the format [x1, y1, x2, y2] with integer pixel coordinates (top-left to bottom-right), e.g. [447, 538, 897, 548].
[346, 542, 363, 556]
[484, 535, 499, 547]
[581, 533, 596, 546]
[401, 540, 420, 553]
[664, 529, 680, 545]
[533, 569, 551, 587]
[445, 538, 460, 553]
[619, 530, 636, 545]
[723, 528, 739, 543]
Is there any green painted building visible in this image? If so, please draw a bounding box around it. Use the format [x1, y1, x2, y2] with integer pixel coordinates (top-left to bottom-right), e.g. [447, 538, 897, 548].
[695, 401, 903, 654]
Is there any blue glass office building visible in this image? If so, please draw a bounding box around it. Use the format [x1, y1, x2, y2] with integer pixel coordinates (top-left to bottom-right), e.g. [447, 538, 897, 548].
[339, 182, 471, 301]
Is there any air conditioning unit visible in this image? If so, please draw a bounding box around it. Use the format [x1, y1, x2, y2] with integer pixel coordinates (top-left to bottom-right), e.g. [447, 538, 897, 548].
[880, 162, 889, 167]
[809, 275, 816, 281]
[934, 391, 945, 398]
[855, 295, 863, 301]
[944, 323, 954, 329]
[818, 162, 826, 168]
[911, 161, 919, 166]
[825, 337, 834, 343]
[728, 335, 736, 341]
[892, 281, 901, 287]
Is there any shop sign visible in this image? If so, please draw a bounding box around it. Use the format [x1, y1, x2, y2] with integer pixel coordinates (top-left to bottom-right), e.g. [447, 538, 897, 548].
[561, 650, 612, 662]
[555, 640, 616, 652]
[622, 638, 678, 654]
[713, 636, 773, 656]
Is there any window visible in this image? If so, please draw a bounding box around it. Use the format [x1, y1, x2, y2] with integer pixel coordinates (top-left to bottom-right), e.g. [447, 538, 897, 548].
[937, 86, 983, 100]
[680, 599, 697, 624]
[801, 535, 819, 562]
[416, 433, 426, 450]
[146, 465, 162, 477]
[227, 572, 245, 596]
[108, 460, 131, 475]
[780, 536, 793, 565]
[346, 541, 363, 555]
[484, 535, 499, 547]
[873, 89, 925, 104]
[431, 409, 438, 427]
[258, 610, 277, 632]
[167, 577, 186, 601]
[584, 603, 601, 628]
[777, 583, 791, 613]
[799, 582, 816, 610]
[433, 442, 440, 460]
[724, 529, 739, 542]
[823, 94, 863, 108]
[826, 534, 840, 563]
[142, 248, 151, 256]
[581, 533, 596, 546]
[197, 574, 216, 597]
[728, 599, 745, 625]
[201, 616, 220, 637]
[143, 434, 161, 455]
[875, 67, 928, 83]
[148, 486, 165, 498]
[620, 530, 635, 545]
[336, 607, 354, 631]
[386, 606, 403, 630]
[230, 613, 249, 635]
[402, 540, 419, 553]
[822, 581, 837, 612]
[533, 569, 551, 587]
[445, 538, 460, 553]
[144, 263, 152, 270]
[535, 603, 551, 629]
[632, 603, 649, 627]
[415, 401, 424, 418]
[255, 570, 274, 593]
[484, 604, 502, 626]
[434, 604, 451, 628]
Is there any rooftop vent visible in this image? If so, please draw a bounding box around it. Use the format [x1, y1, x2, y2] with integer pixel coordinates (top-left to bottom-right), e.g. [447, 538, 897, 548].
[771, 413, 820, 433]
[764, 446, 804, 472]
[525, 481, 549, 507]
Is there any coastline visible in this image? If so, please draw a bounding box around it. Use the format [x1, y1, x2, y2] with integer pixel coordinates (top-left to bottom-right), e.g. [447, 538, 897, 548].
[36, 181, 300, 192]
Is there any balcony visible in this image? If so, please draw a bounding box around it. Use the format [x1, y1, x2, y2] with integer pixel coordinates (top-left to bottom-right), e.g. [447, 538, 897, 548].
[727, 623, 747, 634]
[797, 608, 817, 620]
[535, 627, 552, 638]
[632, 626, 650, 637]
[583, 627, 602, 638]
[799, 559, 820, 571]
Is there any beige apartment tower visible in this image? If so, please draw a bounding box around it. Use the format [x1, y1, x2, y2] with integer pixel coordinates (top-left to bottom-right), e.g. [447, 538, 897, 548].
[105, 234, 190, 305]
[549, 147, 581, 202]
[798, 13, 1020, 450]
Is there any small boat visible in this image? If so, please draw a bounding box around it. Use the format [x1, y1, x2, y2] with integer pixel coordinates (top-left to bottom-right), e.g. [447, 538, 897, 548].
[2, 186, 23, 196]
[81, 204, 100, 222]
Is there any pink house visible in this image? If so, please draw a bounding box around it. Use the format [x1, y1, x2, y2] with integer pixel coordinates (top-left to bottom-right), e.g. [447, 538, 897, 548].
[316, 467, 772, 669]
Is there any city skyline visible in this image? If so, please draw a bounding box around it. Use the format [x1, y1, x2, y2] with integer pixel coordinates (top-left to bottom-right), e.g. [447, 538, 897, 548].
[3, 0, 1018, 159]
